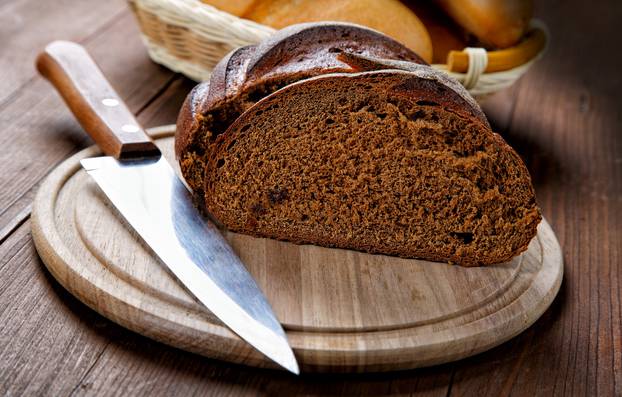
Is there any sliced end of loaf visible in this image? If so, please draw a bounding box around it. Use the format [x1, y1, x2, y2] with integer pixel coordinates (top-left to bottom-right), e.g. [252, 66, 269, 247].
[204, 71, 540, 266]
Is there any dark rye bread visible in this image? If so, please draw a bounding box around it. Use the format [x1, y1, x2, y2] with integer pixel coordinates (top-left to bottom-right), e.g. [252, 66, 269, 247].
[175, 22, 426, 196]
[176, 23, 541, 266]
[203, 70, 540, 266]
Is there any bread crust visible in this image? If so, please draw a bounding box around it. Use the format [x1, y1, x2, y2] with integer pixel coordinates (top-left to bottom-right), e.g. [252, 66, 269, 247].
[335, 52, 489, 128]
[175, 45, 256, 160]
[175, 82, 208, 159]
[244, 22, 426, 85]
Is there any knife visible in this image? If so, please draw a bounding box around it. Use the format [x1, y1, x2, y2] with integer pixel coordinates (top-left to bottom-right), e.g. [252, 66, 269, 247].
[36, 41, 299, 374]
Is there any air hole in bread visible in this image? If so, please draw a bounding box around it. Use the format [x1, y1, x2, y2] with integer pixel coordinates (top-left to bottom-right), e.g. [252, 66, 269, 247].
[451, 232, 474, 244]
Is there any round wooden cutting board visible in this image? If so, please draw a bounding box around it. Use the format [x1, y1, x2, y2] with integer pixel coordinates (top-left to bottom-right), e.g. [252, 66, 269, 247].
[31, 126, 563, 373]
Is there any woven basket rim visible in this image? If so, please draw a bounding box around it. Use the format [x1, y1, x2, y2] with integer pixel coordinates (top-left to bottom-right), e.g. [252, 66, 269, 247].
[128, 0, 547, 68]
[128, 0, 547, 98]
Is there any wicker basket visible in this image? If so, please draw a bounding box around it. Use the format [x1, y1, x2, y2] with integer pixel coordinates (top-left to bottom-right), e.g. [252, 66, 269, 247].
[128, 0, 547, 99]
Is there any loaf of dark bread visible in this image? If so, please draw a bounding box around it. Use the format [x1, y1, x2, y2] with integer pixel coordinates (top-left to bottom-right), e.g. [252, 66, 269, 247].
[176, 22, 540, 266]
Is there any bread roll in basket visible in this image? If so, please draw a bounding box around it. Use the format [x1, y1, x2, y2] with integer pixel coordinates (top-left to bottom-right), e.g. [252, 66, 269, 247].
[127, 0, 547, 100]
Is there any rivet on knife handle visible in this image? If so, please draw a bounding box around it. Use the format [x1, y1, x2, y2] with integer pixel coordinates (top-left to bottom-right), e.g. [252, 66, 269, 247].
[35, 41, 160, 160]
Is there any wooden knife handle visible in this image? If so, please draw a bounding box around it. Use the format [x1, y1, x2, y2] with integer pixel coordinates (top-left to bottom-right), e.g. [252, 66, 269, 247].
[36, 41, 160, 160]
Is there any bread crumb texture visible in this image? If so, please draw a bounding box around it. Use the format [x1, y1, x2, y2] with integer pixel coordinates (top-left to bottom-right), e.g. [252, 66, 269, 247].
[203, 73, 540, 266]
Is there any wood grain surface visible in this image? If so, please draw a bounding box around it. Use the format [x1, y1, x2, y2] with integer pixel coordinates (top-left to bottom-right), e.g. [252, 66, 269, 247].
[30, 127, 562, 373]
[0, 0, 620, 395]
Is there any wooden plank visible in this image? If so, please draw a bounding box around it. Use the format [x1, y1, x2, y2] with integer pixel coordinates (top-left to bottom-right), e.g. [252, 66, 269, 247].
[0, 222, 115, 396]
[0, 7, 180, 393]
[0, 0, 126, 106]
[71, 332, 453, 396]
[0, 201, 30, 244]
[0, 11, 174, 234]
[0, 21, 186, 392]
[448, 0, 622, 395]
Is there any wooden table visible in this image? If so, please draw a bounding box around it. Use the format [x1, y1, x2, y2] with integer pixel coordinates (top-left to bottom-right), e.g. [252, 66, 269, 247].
[0, 1, 619, 395]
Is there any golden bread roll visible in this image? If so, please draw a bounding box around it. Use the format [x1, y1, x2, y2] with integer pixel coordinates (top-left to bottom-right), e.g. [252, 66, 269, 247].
[435, 0, 533, 48]
[406, 2, 467, 64]
[242, 0, 433, 62]
[201, 0, 255, 16]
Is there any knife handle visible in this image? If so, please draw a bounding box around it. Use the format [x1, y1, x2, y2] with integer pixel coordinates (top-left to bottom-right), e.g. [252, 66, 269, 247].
[36, 41, 160, 160]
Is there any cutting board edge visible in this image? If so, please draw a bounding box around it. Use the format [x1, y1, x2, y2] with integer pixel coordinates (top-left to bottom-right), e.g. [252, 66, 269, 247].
[30, 125, 564, 373]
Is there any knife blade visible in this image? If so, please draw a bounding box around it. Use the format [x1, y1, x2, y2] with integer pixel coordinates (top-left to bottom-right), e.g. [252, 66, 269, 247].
[36, 41, 298, 374]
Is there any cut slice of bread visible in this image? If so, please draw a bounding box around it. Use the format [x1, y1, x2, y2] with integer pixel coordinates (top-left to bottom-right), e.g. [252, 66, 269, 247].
[204, 70, 540, 266]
